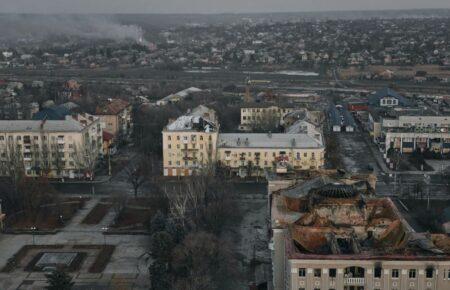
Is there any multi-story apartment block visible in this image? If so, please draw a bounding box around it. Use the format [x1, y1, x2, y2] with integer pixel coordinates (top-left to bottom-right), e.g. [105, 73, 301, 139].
[239, 105, 294, 131]
[217, 133, 324, 177]
[162, 106, 218, 176]
[0, 113, 103, 179]
[163, 106, 325, 177]
[269, 172, 450, 290]
[95, 99, 132, 140]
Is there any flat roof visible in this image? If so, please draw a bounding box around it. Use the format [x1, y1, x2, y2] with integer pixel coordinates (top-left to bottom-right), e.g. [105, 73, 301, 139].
[0, 119, 85, 133]
[218, 133, 323, 149]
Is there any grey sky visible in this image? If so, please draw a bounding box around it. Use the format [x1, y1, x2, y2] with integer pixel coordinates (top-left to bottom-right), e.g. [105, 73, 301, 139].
[1, 0, 450, 14]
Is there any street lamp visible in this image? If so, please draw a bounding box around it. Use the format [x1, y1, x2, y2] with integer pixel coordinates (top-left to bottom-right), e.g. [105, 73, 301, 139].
[30, 226, 37, 245]
[101, 227, 108, 245]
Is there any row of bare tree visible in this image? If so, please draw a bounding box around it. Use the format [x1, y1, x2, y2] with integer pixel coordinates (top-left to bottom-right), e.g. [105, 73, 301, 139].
[148, 169, 241, 290]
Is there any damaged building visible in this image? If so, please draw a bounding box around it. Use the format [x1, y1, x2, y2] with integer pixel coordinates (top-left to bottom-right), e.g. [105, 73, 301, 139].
[269, 171, 450, 290]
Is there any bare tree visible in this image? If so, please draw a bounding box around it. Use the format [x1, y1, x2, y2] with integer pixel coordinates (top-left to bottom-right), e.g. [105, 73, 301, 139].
[248, 111, 281, 133]
[73, 142, 98, 180]
[111, 192, 128, 216]
[125, 161, 146, 198]
[164, 169, 237, 234]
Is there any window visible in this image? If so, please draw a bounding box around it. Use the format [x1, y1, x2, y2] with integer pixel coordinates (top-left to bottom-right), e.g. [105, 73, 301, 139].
[303, 152, 307, 157]
[34, 136, 38, 140]
[426, 268, 434, 278]
[298, 268, 306, 277]
[0, 136, 4, 141]
[168, 144, 172, 149]
[409, 269, 416, 278]
[177, 135, 180, 140]
[392, 269, 399, 278]
[314, 269, 321, 277]
[447, 270, 450, 279]
[168, 135, 171, 140]
[329, 268, 337, 278]
[16, 136, 21, 141]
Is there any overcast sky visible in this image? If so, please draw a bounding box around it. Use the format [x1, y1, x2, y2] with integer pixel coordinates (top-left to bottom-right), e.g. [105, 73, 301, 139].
[1, 0, 450, 14]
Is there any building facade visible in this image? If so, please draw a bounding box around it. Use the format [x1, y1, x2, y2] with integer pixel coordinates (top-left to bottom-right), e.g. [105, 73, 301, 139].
[239, 105, 294, 131]
[0, 114, 102, 179]
[95, 99, 132, 140]
[269, 173, 450, 290]
[217, 133, 325, 177]
[162, 106, 218, 176]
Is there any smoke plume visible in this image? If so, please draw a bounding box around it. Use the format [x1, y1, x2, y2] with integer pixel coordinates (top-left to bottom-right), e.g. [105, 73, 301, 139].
[0, 14, 146, 42]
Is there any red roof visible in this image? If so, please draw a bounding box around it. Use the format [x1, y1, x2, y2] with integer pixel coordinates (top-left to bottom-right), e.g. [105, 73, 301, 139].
[96, 99, 130, 115]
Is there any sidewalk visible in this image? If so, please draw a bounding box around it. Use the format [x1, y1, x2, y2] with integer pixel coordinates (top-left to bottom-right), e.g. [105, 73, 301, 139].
[49, 175, 112, 184]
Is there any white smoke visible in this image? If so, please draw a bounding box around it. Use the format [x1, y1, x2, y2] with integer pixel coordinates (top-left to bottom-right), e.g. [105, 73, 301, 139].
[0, 14, 146, 43]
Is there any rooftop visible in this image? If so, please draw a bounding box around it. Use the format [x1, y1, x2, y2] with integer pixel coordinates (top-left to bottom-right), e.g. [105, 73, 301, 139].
[0, 116, 89, 133]
[95, 99, 130, 115]
[218, 133, 323, 149]
[165, 105, 217, 132]
[271, 173, 450, 260]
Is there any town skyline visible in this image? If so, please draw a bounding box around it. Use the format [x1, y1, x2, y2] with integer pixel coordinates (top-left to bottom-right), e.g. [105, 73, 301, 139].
[2, 0, 450, 14]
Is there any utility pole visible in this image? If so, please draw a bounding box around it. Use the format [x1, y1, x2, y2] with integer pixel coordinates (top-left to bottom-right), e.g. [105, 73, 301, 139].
[108, 146, 112, 176]
[424, 174, 431, 211]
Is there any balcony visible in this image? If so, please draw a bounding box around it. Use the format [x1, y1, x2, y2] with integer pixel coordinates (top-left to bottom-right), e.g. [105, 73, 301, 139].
[344, 278, 365, 285]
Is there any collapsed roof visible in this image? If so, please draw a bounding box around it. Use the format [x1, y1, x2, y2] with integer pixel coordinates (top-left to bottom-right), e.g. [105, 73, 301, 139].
[271, 174, 450, 260]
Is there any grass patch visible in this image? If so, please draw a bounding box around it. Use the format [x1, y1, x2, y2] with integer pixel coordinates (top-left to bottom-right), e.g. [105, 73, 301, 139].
[82, 203, 112, 225]
[7, 197, 89, 231]
[88, 245, 116, 273]
[112, 207, 154, 230]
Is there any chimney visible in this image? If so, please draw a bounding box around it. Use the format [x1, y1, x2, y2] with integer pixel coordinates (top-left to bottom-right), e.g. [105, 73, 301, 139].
[237, 137, 241, 146]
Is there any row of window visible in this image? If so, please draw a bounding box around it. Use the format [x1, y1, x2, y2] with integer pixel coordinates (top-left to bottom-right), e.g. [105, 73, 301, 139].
[168, 143, 212, 150]
[242, 108, 289, 113]
[0, 135, 69, 142]
[167, 135, 213, 141]
[225, 151, 317, 159]
[298, 267, 439, 279]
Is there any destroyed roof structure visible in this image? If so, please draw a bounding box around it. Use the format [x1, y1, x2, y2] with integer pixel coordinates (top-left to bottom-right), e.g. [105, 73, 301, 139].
[269, 171, 450, 290]
[165, 105, 218, 132]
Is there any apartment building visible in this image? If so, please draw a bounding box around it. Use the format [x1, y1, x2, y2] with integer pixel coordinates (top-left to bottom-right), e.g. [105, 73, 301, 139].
[217, 133, 324, 177]
[162, 106, 218, 176]
[239, 105, 294, 131]
[95, 99, 132, 139]
[0, 113, 103, 179]
[269, 172, 450, 290]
